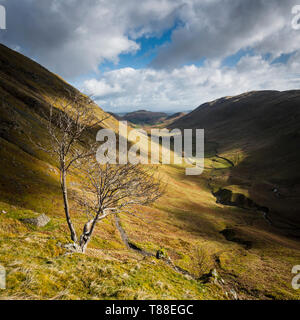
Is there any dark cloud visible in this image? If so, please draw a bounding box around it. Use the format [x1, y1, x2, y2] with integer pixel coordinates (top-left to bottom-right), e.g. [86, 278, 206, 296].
[0, 0, 179, 77]
[0, 0, 299, 111]
[151, 0, 299, 68]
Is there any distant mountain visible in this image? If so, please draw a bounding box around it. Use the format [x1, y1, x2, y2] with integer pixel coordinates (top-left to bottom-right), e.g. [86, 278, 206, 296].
[121, 110, 168, 125]
[170, 90, 300, 233]
[116, 110, 187, 126]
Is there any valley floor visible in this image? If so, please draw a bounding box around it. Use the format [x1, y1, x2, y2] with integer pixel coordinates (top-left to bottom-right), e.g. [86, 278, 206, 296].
[0, 139, 299, 300]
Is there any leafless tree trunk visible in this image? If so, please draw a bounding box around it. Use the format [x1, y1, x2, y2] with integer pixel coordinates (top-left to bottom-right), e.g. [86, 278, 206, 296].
[29, 90, 163, 253]
[29, 90, 109, 244]
[60, 169, 77, 242]
[75, 162, 164, 253]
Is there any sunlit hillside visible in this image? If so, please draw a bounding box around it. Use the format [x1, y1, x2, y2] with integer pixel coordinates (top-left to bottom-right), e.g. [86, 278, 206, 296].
[0, 44, 299, 300]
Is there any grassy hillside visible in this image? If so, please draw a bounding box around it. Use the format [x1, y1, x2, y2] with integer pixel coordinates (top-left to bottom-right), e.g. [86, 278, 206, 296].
[0, 44, 299, 300]
[0, 44, 217, 300]
[171, 91, 300, 236]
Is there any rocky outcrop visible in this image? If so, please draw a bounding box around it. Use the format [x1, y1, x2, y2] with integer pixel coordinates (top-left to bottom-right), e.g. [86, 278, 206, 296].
[213, 188, 269, 213]
[20, 213, 50, 227]
[220, 228, 252, 250]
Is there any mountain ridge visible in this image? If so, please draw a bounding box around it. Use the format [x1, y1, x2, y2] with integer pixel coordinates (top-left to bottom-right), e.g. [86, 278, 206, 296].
[170, 90, 300, 235]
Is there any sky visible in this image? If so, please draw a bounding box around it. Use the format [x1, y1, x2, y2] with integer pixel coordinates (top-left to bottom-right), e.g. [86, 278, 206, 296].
[0, 0, 300, 113]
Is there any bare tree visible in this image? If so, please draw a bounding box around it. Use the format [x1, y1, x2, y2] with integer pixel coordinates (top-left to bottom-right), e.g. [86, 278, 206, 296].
[75, 162, 164, 252]
[31, 91, 109, 243]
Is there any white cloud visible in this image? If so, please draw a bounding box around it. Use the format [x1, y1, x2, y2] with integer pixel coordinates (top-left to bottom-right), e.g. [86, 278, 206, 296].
[152, 0, 300, 68]
[2, 0, 300, 77]
[0, 0, 180, 77]
[83, 55, 300, 112]
[84, 78, 124, 96]
[1, 0, 300, 109]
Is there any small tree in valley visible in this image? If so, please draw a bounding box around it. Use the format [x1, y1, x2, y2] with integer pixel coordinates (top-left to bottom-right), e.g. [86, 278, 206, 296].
[75, 162, 164, 252]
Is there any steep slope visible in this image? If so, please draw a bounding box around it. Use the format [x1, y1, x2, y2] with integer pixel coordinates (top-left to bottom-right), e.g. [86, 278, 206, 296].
[0, 45, 299, 300]
[156, 112, 187, 127]
[170, 91, 300, 235]
[107, 111, 122, 120]
[0, 44, 220, 300]
[165, 112, 187, 121]
[0, 43, 120, 207]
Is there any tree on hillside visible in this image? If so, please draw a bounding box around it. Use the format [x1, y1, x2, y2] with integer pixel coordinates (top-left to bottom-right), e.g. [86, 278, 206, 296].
[75, 162, 164, 252]
[31, 91, 109, 243]
[30, 91, 164, 253]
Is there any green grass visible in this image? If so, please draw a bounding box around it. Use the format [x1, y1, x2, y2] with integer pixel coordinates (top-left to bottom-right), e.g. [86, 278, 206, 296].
[0, 204, 214, 300]
[0, 44, 300, 300]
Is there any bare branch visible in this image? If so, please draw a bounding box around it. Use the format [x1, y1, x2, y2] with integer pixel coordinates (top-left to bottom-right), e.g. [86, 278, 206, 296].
[74, 161, 164, 252]
[28, 91, 109, 244]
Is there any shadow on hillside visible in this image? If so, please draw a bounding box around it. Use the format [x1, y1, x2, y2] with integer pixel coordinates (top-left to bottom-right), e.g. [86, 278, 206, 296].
[226, 145, 300, 238]
[166, 138, 300, 242]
